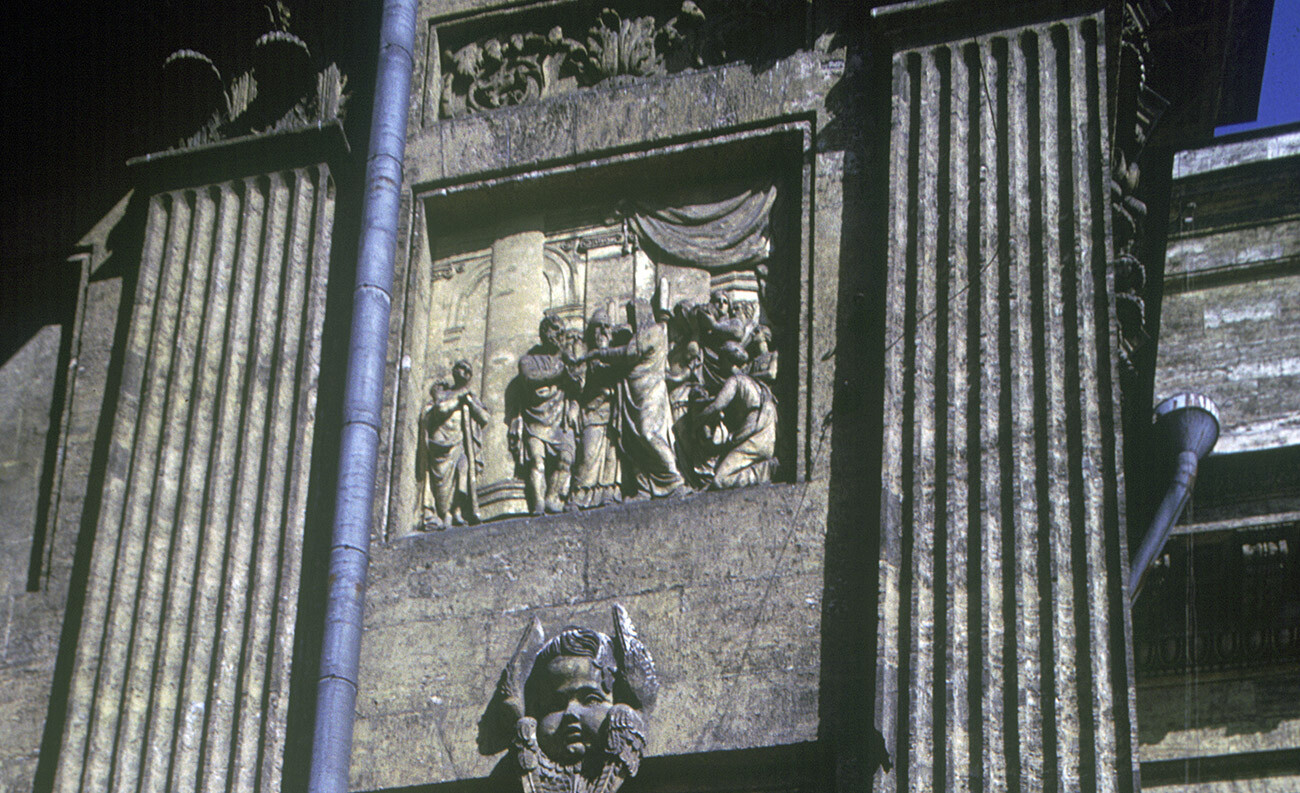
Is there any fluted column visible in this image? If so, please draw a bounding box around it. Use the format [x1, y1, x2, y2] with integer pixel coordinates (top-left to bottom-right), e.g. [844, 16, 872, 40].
[53, 166, 335, 793]
[875, 11, 1137, 793]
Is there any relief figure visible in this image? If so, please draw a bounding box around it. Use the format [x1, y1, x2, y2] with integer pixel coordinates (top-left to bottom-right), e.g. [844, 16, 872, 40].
[569, 309, 623, 509]
[579, 299, 686, 499]
[662, 291, 776, 489]
[694, 290, 756, 394]
[479, 606, 657, 793]
[513, 316, 579, 515]
[696, 341, 776, 489]
[420, 360, 489, 530]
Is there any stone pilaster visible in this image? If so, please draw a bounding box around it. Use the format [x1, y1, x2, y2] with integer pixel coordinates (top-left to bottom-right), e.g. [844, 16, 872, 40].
[874, 7, 1137, 792]
[52, 162, 335, 793]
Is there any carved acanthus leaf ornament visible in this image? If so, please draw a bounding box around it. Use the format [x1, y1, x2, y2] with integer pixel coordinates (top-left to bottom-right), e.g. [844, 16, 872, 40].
[439, 0, 808, 117]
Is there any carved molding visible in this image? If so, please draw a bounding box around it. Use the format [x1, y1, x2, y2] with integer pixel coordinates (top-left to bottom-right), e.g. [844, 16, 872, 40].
[1133, 527, 1300, 677]
[1110, 0, 1171, 383]
[438, 0, 808, 118]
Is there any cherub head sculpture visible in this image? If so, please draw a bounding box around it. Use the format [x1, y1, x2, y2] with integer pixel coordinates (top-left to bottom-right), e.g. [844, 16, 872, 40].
[479, 606, 658, 793]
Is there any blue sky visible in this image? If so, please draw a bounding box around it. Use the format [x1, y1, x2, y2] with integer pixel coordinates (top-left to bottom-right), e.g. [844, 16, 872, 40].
[1216, 1, 1300, 135]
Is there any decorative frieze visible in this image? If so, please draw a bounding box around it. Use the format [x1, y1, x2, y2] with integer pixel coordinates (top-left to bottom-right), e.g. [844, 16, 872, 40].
[1133, 526, 1300, 676]
[437, 0, 808, 118]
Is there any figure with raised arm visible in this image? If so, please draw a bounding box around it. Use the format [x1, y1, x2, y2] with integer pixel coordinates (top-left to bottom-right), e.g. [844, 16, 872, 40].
[515, 315, 579, 514]
[580, 298, 686, 499]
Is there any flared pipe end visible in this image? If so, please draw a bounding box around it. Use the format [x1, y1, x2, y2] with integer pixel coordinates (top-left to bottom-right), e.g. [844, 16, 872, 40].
[1130, 392, 1222, 602]
[1153, 392, 1221, 459]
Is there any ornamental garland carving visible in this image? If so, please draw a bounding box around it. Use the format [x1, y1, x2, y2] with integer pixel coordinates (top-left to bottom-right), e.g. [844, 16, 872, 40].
[439, 0, 808, 118]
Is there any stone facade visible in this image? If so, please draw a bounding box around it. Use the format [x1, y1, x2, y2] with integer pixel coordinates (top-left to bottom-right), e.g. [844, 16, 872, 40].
[1133, 124, 1300, 792]
[0, 2, 1288, 793]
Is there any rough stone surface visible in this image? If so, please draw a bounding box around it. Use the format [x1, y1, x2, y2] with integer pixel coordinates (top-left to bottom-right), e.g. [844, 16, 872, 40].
[1157, 142, 1300, 453]
[0, 325, 61, 791]
[0, 192, 127, 793]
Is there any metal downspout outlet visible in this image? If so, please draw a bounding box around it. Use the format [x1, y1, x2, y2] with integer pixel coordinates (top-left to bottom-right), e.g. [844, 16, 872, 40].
[308, 1, 417, 791]
[1129, 392, 1221, 602]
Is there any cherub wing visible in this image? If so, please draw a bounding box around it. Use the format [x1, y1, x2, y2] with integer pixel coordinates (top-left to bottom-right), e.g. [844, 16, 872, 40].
[611, 604, 658, 713]
[477, 615, 546, 755]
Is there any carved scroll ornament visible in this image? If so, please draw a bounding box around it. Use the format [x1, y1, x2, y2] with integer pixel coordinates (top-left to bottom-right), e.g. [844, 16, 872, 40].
[160, 15, 347, 150]
[1110, 1, 1170, 380]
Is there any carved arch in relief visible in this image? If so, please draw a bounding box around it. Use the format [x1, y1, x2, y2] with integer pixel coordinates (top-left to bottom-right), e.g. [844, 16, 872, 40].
[442, 254, 492, 346]
[541, 245, 582, 313]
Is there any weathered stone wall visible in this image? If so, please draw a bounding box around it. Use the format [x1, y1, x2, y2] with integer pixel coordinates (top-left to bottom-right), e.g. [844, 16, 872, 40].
[873, 8, 1137, 793]
[355, 483, 827, 790]
[1138, 671, 1300, 792]
[1136, 126, 1300, 793]
[1155, 129, 1300, 453]
[0, 195, 130, 793]
[0, 324, 63, 790]
[357, 3, 860, 788]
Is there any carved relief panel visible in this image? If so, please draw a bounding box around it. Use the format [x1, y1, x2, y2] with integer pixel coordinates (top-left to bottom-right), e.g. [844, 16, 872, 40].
[416, 185, 783, 526]
[428, 0, 809, 122]
[388, 126, 808, 537]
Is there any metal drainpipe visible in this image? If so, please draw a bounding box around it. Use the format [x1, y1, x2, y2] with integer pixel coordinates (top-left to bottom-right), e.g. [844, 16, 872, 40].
[308, 0, 417, 791]
[1128, 392, 1220, 602]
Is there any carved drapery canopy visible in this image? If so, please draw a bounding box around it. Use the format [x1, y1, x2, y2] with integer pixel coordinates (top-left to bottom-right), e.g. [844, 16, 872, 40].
[627, 186, 777, 270]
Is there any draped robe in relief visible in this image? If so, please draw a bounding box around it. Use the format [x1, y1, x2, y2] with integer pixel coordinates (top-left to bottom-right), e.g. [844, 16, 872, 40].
[590, 321, 685, 498]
